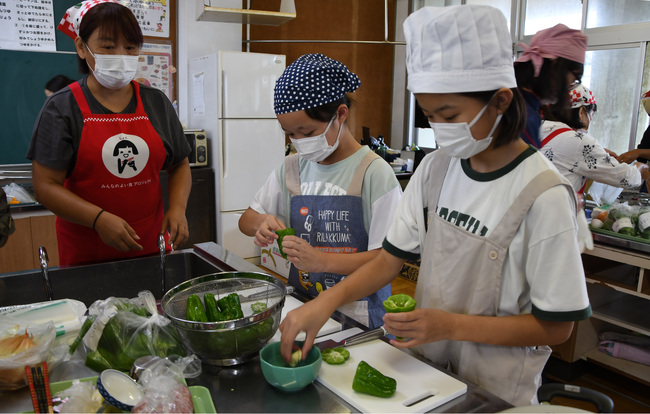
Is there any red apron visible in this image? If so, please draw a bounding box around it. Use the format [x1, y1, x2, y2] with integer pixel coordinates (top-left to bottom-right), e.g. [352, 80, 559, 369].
[57, 81, 169, 266]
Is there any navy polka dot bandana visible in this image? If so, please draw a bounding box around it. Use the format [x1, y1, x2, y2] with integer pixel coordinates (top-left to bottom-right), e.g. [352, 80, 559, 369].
[274, 54, 361, 115]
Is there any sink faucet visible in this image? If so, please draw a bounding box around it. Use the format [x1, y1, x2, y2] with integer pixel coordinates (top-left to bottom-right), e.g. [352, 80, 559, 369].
[158, 234, 166, 296]
[39, 246, 53, 300]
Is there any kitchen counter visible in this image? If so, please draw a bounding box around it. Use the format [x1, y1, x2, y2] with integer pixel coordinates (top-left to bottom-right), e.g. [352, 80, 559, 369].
[0, 242, 513, 413]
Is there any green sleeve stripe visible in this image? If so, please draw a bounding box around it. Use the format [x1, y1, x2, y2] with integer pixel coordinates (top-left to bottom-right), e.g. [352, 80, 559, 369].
[532, 305, 592, 321]
[382, 238, 420, 261]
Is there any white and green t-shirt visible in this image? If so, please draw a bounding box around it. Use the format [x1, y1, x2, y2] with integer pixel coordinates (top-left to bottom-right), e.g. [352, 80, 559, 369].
[384, 147, 591, 322]
[250, 146, 402, 250]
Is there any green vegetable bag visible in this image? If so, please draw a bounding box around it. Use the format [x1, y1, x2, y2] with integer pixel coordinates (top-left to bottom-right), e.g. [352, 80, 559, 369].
[79, 291, 186, 372]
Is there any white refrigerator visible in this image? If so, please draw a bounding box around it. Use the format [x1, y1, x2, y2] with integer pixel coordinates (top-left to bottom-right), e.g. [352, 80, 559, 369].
[189, 51, 286, 258]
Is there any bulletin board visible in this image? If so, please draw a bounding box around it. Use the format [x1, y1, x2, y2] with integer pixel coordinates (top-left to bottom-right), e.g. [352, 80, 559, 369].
[0, 0, 177, 165]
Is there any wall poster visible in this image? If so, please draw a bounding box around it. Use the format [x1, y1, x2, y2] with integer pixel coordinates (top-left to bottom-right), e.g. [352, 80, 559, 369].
[135, 42, 173, 100]
[126, 0, 170, 38]
[0, 0, 56, 51]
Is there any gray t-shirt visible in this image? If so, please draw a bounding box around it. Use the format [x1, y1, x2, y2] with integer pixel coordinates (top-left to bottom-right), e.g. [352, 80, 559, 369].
[27, 76, 190, 176]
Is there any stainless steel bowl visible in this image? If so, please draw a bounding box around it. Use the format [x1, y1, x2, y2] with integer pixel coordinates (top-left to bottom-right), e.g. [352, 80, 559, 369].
[161, 272, 286, 366]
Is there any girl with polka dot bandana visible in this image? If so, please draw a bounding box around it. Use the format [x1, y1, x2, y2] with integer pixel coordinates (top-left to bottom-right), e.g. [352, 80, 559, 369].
[239, 54, 402, 329]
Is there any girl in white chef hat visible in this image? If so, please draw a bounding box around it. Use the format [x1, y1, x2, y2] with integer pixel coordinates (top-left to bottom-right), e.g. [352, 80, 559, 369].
[280, 5, 591, 406]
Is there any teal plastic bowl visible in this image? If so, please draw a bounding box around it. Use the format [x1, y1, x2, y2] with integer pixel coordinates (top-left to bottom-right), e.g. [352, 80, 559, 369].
[259, 342, 322, 392]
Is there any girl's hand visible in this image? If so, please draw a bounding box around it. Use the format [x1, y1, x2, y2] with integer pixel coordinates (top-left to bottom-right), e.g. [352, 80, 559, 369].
[253, 214, 285, 247]
[94, 211, 143, 252]
[382, 308, 455, 348]
[282, 236, 327, 272]
[279, 298, 335, 363]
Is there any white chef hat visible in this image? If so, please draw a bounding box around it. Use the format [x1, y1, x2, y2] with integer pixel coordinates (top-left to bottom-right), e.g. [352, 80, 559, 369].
[404, 5, 517, 94]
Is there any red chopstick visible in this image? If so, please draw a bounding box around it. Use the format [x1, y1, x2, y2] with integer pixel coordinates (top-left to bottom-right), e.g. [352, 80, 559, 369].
[42, 361, 53, 413]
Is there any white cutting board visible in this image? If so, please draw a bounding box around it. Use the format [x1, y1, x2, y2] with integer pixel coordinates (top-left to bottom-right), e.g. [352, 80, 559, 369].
[315, 329, 467, 413]
[270, 295, 342, 342]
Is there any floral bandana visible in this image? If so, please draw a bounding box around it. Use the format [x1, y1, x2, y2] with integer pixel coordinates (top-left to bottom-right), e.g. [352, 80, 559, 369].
[569, 84, 596, 109]
[57, 0, 120, 40]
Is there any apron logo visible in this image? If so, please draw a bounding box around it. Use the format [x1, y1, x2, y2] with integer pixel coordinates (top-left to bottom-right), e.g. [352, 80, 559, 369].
[300, 206, 309, 216]
[102, 133, 150, 179]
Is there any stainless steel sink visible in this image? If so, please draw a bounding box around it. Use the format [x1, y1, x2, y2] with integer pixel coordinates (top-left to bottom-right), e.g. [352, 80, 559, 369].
[0, 242, 260, 307]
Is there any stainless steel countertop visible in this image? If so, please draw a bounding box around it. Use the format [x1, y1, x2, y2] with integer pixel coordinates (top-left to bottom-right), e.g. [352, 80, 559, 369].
[0, 242, 513, 413]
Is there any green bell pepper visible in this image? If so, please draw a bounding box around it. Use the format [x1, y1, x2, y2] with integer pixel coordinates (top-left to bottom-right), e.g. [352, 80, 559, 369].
[321, 347, 350, 365]
[186, 294, 208, 322]
[204, 293, 226, 322]
[217, 293, 244, 320]
[275, 228, 296, 259]
[352, 360, 396, 398]
[382, 293, 416, 313]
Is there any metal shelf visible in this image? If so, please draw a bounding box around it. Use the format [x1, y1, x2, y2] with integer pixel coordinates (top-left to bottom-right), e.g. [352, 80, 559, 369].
[198, 0, 295, 26]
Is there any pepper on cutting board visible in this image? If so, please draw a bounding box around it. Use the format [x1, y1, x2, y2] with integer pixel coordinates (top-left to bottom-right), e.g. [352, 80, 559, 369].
[352, 360, 396, 398]
[321, 347, 350, 365]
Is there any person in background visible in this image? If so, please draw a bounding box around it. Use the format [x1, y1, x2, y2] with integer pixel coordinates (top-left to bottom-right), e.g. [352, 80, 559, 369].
[239, 54, 402, 328]
[514, 24, 588, 148]
[540, 83, 647, 193]
[27, 0, 191, 266]
[44, 74, 75, 97]
[0, 187, 15, 248]
[617, 91, 650, 165]
[279, 5, 591, 406]
[614, 91, 650, 192]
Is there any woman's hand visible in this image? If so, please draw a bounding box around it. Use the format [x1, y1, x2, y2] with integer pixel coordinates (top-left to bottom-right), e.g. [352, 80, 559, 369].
[281, 235, 326, 272]
[94, 210, 143, 252]
[382, 308, 454, 349]
[161, 207, 189, 248]
[617, 149, 642, 164]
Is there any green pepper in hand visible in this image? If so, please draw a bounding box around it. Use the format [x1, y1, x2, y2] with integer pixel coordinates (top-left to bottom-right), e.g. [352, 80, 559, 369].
[382, 293, 416, 313]
[186, 294, 208, 322]
[275, 228, 296, 259]
[352, 361, 396, 398]
[321, 347, 350, 365]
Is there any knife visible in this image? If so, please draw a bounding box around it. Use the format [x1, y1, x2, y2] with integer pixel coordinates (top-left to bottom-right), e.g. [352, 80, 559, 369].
[314, 326, 387, 350]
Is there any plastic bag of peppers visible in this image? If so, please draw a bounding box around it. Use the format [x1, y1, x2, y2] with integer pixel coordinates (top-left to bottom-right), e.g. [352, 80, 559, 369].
[69, 290, 185, 372]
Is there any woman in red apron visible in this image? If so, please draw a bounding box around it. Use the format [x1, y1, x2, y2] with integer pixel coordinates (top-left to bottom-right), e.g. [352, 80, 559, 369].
[28, 1, 191, 266]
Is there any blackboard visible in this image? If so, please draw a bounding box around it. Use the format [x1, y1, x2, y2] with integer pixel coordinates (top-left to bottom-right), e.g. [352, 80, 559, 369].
[0, 0, 79, 165]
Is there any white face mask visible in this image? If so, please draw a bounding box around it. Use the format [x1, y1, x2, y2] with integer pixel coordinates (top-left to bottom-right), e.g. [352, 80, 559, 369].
[290, 116, 342, 162]
[86, 44, 139, 90]
[429, 99, 502, 159]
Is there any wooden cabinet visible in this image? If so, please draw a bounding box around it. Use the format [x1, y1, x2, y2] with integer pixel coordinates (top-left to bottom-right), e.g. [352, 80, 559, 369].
[0, 213, 59, 273]
[555, 244, 650, 385]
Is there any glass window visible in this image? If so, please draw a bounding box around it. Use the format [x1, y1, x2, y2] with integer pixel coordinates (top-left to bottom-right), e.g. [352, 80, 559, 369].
[417, 0, 461, 7]
[466, 0, 511, 28]
[524, 0, 582, 36]
[582, 47, 641, 155]
[587, 0, 650, 28]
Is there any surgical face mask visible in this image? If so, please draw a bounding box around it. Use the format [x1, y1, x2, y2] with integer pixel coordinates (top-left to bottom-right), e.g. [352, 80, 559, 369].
[290, 116, 342, 162]
[86, 44, 139, 90]
[429, 99, 502, 159]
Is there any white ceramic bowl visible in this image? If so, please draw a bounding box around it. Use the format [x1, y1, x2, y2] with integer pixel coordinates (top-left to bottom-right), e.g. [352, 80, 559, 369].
[96, 369, 144, 411]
